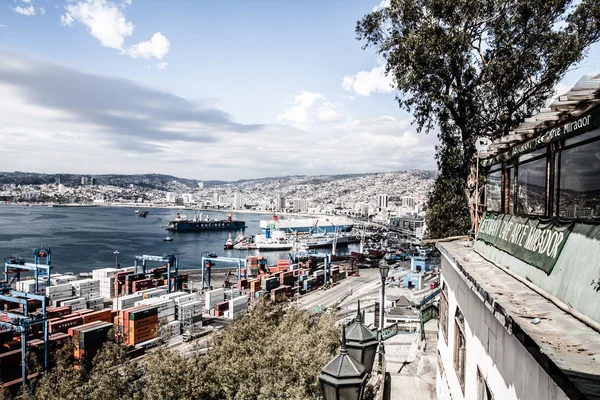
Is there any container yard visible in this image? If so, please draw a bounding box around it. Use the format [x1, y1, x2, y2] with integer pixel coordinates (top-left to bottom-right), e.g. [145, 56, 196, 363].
[0, 247, 358, 391]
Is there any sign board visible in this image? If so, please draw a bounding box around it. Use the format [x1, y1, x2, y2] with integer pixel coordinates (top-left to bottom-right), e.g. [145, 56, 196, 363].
[476, 212, 574, 274]
[374, 301, 379, 328]
[475, 137, 491, 152]
[482, 109, 600, 166]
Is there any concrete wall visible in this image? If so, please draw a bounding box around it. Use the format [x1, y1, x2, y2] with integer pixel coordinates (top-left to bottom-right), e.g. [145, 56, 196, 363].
[437, 255, 569, 400]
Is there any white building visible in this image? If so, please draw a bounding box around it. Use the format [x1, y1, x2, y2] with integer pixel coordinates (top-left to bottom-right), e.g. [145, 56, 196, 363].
[197, 181, 205, 190]
[234, 192, 244, 210]
[182, 193, 193, 205]
[58, 184, 65, 194]
[80, 176, 88, 185]
[378, 194, 389, 209]
[292, 199, 308, 213]
[166, 192, 176, 203]
[275, 196, 286, 211]
[400, 196, 416, 208]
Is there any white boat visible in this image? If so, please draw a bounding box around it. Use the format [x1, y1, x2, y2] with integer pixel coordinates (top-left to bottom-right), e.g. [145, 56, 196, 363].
[224, 233, 234, 249]
[164, 236, 173, 242]
[260, 216, 354, 234]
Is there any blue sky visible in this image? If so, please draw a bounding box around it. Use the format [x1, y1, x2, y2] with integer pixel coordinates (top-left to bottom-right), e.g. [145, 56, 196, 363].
[0, 0, 599, 180]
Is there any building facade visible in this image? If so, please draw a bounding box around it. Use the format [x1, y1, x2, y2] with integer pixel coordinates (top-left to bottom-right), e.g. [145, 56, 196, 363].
[378, 194, 389, 209]
[437, 76, 600, 400]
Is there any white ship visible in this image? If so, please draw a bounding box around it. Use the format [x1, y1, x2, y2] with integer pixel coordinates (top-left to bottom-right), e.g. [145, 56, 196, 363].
[259, 216, 354, 234]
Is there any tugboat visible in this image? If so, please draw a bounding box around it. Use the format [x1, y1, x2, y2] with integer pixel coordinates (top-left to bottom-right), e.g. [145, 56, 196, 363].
[164, 236, 173, 242]
[224, 233, 234, 250]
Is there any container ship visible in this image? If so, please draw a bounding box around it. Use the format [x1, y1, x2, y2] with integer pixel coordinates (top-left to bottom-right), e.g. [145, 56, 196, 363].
[166, 211, 245, 232]
[259, 215, 354, 234]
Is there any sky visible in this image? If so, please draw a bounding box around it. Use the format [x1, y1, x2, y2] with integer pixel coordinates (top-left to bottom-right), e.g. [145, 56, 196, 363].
[0, 0, 599, 181]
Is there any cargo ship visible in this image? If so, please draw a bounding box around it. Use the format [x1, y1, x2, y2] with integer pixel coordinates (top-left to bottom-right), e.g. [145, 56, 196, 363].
[166, 211, 245, 232]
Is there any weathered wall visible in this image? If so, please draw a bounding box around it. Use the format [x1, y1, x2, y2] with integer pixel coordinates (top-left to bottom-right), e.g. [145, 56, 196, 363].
[437, 255, 569, 400]
[475, 223, 600, 323]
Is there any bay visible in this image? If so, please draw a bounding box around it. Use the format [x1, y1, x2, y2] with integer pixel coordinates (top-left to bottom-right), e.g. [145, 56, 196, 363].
[0, 205, 357, 274]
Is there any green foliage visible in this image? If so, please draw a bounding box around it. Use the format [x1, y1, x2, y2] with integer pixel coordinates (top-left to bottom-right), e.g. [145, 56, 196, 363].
[203, 304, 340, 400]
[8, 305, 338, 400]
[357, 0, 600, 237]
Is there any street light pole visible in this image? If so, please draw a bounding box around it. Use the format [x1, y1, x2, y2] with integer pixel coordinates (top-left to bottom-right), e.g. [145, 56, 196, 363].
[114, 250, 119, 298]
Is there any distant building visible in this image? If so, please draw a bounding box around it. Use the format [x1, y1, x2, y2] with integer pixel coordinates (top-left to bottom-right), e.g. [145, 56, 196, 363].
[182, 193, 193, 205]
[56, 174, 61, 185]
[234, 192, 244, 210]
[400, 196, 416, 208]
[378, 194, 389, 209]
[81, 176, 88, 185]
[58, 184, 65, 194]
[293, 199, 308, 213]
[275, 196, 286, 211]
[198, 181, 205, 190]
[90, 177, 96, 185]
[166, 192, 176, 203]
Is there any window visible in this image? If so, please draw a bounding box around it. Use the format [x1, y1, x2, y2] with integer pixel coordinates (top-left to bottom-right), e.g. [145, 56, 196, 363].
[506, 168, 515, 214]
[517, 157, 547, 215]
[477, 368, 494, 400]
[440, 283, 449, 344]
[559, 138, 600, 219]
[453, 308, 466, 392]
[486, 171, 502, 212]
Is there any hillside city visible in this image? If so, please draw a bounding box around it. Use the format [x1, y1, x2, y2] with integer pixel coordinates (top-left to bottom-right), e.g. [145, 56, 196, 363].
[0, 170, 434, 223]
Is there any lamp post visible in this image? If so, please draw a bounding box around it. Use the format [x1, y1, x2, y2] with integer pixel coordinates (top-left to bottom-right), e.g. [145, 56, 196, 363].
[378, 260, 390, 334]
[319, 325, 367, 400]
[345, 300, 378, 374]
[113, 250, 119, 298]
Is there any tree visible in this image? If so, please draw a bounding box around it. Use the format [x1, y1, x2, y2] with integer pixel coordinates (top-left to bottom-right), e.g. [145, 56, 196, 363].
[203, 304, 340, 400]
[357, 0, 600, 237]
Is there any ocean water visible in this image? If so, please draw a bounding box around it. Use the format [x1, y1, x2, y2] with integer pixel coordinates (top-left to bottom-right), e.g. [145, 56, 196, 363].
[0, 206, 357, 274]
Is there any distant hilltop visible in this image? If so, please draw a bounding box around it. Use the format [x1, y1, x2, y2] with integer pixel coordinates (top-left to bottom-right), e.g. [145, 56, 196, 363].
[0, 170, 437, 191]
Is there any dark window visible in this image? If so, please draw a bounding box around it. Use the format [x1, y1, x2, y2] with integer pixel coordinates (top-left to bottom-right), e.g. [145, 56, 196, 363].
[517, 157, 547, 216]
[559, 139, 600, 219]
[453, 308, 466, 393]
[440, 283, 449, 344]
[486, 171, 502, 212]
[519, 147, 547, 163]
[506, 168, 515, 214]
[477, 368, 494, 400]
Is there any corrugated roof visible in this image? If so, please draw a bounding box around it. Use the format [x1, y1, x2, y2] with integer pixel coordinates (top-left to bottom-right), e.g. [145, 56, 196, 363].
[479, 74, 600, 160]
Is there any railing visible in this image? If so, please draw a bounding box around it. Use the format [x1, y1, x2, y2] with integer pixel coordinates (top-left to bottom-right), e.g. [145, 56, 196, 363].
[371, 322, 416, 341]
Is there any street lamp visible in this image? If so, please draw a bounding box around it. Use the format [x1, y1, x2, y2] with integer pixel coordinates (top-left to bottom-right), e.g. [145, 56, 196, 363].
[345, 300, 378, 374]
[378, 260, 390, 334]
[319, 325, 367, 400]
[113, 250, 120, 298]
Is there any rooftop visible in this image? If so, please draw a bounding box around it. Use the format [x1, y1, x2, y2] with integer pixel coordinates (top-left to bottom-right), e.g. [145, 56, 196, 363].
[437, 239, 600, 400]
[480, 74, 600, 162]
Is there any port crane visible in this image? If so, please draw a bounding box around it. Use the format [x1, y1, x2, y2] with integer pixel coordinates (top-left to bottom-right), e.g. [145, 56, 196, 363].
[1, 248, 53, 388]
[200, 255, 247, 290]
[133, 253, 179, 293]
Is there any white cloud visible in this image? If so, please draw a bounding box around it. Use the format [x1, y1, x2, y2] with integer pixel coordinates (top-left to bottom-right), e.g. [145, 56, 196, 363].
[12, 6, 36, 16]
[0, 25, 4, 28]
[372, 0, 390, 12]
[156, 62, 168, 70]
[316, 102, 343, 123]
[62, 0, 133, 49]
[40, 7, 46, 15]
[61, 1, 170, 61]
[276, 91, 325, 128]
[60, 13, 74, 26]
[127, 32, 170, 60]
[342, 63, 395, 96]
[21, 0, 32, 3]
